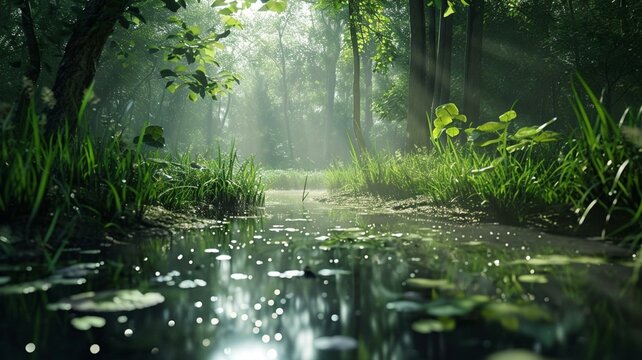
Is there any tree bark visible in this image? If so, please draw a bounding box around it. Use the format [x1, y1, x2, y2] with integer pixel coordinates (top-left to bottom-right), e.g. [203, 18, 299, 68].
[432, 0, 454, 109]
[320, 13, 343, 162]
[348, 0, 367, 154]
[426, 3, 437, 116]
[277, 22, 294, 162]
[463, 0, 484, 124]
[47, 0, 131, 134]
[363, 38, 374, 140]
[13, 0, 41, 125]
[407, 0, 429, 150]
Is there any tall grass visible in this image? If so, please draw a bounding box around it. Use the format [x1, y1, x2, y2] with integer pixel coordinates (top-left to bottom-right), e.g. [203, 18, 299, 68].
[0, 94, 265, 241]
[569, 76, 642, 242]
[328, 77, 641, 242]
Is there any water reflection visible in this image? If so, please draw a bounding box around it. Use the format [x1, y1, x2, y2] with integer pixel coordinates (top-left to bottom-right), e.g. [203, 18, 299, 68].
[0, 191, 641, 359]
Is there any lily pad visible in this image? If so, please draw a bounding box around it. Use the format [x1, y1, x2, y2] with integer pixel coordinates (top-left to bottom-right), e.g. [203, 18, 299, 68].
[406, 278, 455, 290]
[314, 335, 358, 351]
[386, 300, 425, 312]
[426, 295, 490, 317]
[486, 349, 546, 360]
[178, 279, 207, 288]
[517, 274, 548, 284]
[48, 290, 165, 312]
[71, 316, 106, 331]
[412, 318, 456, 334]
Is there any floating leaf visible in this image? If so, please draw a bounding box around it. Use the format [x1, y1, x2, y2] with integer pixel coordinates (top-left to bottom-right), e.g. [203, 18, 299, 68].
[49, 290, 164, 312]
[426, 295, 490, 317]
[406, 278, 454, 290]
[486, 349, 546, 360]
[386, 300, 425, 312]
[412, 318, 456, 333]
[71, 316, 106, 331]
[517, 275, 548, 284]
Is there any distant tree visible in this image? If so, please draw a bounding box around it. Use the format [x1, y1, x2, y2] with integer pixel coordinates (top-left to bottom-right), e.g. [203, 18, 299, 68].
[463, 0, 484, 124]
[406, 0, 428, 150]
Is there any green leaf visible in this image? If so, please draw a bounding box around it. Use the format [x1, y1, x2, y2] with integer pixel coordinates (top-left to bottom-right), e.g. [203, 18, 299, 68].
[160, 69, 177, 78]
[453, 114, 467, 122]
[444, 1, 455, 17]
[499, 110, 517, 122]
[188, 92, 198, 102]
[71, 316, 106, 331]
[445, 127, 460, 137]
[435, 103, 459, 118]
[133, 125, 165, 148]
[479, 137, 503, 147]
[513, 126, 540, 139]
[476, 122, 507, 132]
[506, 141, 530, 153]
[412, 318, 456, 334]
[211, 0, 226, 6]
[432, 127, 444, 140]
[406, 278, 455, 290]
[434, 116, 453, 128]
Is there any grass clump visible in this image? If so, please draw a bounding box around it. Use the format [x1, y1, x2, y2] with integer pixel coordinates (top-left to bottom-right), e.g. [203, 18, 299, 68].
[328, 76, 641, 243]
[0, 95, 264, 242]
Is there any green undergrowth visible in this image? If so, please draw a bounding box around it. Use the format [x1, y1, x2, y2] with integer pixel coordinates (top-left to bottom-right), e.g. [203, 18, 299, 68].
[0, 96, 264, 245]
[262, 169, 326, 190]
[329, 77, 641, 244]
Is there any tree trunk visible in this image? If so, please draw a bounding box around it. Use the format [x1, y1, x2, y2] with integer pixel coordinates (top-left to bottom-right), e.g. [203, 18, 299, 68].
[463, 0, 484, 124]
[432, 0, 454, 109]
[277, 26, 295, 162]
[348, 0, 367, 154]
[321, 13, 343, 163]
[47, 0, 131, 134]
[426, 3, 437, 117]
[363, 39, 374, 140]
[407, 0, 429, 150]
[13, 0, 41, 125]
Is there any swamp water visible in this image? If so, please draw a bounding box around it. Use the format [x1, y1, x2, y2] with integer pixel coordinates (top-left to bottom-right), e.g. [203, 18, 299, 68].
[1, 190, 641, 360]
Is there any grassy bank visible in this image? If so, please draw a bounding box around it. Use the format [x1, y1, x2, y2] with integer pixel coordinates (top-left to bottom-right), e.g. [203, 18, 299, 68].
[329, 78, 642, 244]
[0, 96, 264, 252]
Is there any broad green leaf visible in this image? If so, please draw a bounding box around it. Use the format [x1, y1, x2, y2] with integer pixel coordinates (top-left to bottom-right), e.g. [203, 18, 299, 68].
[435, 103, 459, 118]
[406, 278, 454, 290]
[532, 131, 558, 143]
[160, 69, 177, 78]
[513, 126, 540, 138]
[479, 137, 503, 147]
[432, 127, 444, 140]
[477, 121, 507, 132]
[166, 82, 180, 93]
[453, 114, 467, 122]
[211, 0, 226, 6]
[174, 64, 188, 73]
[445, 127, 460, 137]
[517, 274, 548, 284]
[434, 116, 453, 128]
[188, 92, 198, 102]
[412, 318, 455, 333]
[499, 110, 517, 122]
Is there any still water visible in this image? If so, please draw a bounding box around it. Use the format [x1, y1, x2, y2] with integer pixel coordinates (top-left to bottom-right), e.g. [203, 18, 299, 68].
[1, 191, 641, 360]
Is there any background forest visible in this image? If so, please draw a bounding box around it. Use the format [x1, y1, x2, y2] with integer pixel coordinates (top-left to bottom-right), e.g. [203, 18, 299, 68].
[2, 0, 639, 168]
